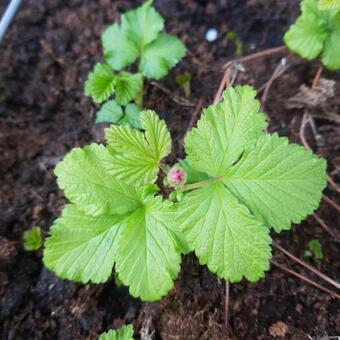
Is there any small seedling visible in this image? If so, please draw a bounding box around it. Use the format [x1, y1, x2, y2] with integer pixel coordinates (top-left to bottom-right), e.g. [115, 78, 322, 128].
[176, 72, 191, 98]
[44, 86, 326, 301]
[85, 0, 186, 127]
[319, 0, 340, 9]
[226, 31, 244, 56]
[23, 226, 42, 251]
[304, 239, 324, 259]
[99, 324, 133, 340]
[284, 0, 340, 70]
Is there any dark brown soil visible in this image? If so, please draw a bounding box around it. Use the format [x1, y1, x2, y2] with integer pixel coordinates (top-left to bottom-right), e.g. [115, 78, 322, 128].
[0, 0, 339, 339]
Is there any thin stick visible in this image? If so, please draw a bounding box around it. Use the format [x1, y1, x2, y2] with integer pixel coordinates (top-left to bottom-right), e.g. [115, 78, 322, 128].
[273, 243, 340, 289]
[327, 175, 340, 194]
[323, 194, 340, 213]
[224, 281, 230, 337]
[271, 260, 340, 299]
[312, 65, 323, 89]
[214, 46, 287, 104]
[312, 213, 339, 241]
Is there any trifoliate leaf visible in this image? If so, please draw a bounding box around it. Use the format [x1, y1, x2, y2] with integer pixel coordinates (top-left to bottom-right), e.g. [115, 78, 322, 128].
[44, 205, 125, 283]
[185, 85, 267, 177]
[177, 182, 271, 282]
[102, 23, 139, 71]
[115, 72, 143, 106]
[140, 33, 186, 80]
[224, 134, 327, 232]
[319, 0, 340, 9]
[99, 325, 134, 340]
[84, 63, 116, 103]
[23, 226, 42, 251]
[115, 197, 181, 301]
[121, 0, 164, 50]
[55, 144, 141, 216]
[105, 110, 171, 185]
[321, 28, 340, 70]
[95, 100, 123, 124]
[120, 103, 141, 129]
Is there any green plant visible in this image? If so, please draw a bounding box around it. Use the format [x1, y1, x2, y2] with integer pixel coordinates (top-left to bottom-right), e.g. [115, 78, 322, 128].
[304, 239, 324, 259]
[23, 226, 42, 251]
[284, 0, 340, 70]
[43, 85, 326, 301]
[85, 0, 186, 127]
[226, 31, 244, 56]
[176, 72, 191, 98]
[319, 0, 340, 10]
[99, 325, 133, 340]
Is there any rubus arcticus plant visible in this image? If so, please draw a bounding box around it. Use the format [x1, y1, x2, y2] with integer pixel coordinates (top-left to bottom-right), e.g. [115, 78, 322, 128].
[84, 0, 186, 128]
[43, 85, 327, 301]
[284, 0, 340, 70]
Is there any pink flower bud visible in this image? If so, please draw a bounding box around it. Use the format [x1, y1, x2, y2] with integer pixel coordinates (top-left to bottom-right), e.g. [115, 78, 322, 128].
[167, 166, 187, 188]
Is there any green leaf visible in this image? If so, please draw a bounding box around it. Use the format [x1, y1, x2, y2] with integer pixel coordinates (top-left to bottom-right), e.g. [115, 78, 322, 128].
[105, 110, 171, 185]
[119, 103, 141, 129]
[102, 23, 139, 71]
[321, 28, 340, 70]
[319, 0, 340, 9]
[179, 159, 209, 185]
[115, 72, 143, 106]
[44, 205, 125, 283]
[95, 100, 123, 124]
[121, 0, 164, 50]
[115, 197, 181, 301]
[185, 85, 267, 177]
[23, 226, 42, 251]
[84, 63, 116, 103]
[177, 182, 271, 282]
[99, 325, 134, 340]
[223, 134, 327, 232]
[140, 33, 186, 80]
[305, 239, 323, 259]
[55, 144, 142, 216]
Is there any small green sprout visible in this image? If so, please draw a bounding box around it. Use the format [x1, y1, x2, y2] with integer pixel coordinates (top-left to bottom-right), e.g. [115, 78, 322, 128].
[284, 0, 340, 70]
[84, 0, 186, 127]
[176, 72, 191, 98]
[304, 239, 324, 259]
[226, 31, 244, 56]
[23, 226, 42, 251]
[99, 324, 134, 340]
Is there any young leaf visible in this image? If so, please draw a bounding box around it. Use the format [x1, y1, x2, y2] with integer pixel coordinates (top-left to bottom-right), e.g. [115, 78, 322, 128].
[115, 197, 181, 301]
[105, 110, 171, 185]
[140, 33, 186, 80]
[284, 0, 340, 70]
[304, 239, 324, 259]
[84, 63, 116, 103]
[99, 325, 134, 340]
[96, 100, 123, 124]
[23, 226, 42, 251]
[177, 183, 271, 282]
[223, 133, 327, 232]
[319, 0, 340, 9]
[121, 0, 164, 50]
[115, 72, 143, 106]
[185, 85, 267, 177]
[55, 144, 142, 216]
[44, 205, 125, 283]
[119, 103, 141, 129]
[179, 159, 210, 185]
[102, 23, 139, 71]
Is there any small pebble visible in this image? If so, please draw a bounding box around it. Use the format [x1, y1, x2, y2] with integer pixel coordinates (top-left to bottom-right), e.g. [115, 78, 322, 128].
[205, 28, 218, 42]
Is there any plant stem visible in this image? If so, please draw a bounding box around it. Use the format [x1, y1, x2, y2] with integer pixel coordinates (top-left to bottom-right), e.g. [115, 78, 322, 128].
[135, 76, 144, 108]
[181, 177, 221, 192]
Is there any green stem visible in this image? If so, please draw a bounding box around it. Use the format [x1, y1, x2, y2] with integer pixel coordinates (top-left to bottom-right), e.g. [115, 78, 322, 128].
[181, 177, 221, 192]
[135, 76, 144, 108]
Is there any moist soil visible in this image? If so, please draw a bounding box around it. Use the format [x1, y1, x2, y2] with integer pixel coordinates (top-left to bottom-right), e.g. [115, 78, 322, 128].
[0, 0, 339, 339]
